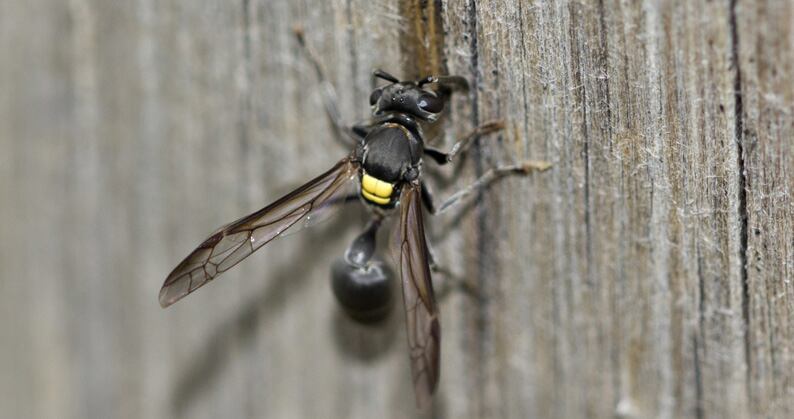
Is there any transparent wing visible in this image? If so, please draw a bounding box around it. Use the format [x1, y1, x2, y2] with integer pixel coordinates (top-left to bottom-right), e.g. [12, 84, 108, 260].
[396, 182, 440, 408]
[160, 157, 359, 308]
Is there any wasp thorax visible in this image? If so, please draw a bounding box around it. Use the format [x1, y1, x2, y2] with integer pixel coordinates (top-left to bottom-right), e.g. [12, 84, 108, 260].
[361, 123, 419, 186]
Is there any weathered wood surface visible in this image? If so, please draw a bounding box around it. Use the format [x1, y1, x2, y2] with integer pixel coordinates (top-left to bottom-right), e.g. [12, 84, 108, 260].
[1, 1, 791, 418]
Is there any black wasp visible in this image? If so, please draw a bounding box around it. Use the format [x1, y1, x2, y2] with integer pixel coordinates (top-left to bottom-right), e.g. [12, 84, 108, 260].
[160, 30, 549, 408]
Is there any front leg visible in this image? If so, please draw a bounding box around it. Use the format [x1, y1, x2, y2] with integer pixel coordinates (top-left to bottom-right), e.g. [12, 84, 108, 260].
[420, 213, 482, 301]
[294, 27, 363, 148]
[424, 120, 505, 165]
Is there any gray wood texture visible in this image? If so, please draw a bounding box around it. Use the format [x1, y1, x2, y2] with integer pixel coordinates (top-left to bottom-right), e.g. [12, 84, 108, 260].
[1, 0, 791, 418]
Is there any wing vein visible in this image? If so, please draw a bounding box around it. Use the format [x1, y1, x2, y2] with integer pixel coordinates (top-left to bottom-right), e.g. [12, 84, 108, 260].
[159, 157, 358, 307]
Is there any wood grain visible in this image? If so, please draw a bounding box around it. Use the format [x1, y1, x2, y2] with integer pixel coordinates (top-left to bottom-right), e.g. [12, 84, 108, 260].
[1, 0, 791, 418]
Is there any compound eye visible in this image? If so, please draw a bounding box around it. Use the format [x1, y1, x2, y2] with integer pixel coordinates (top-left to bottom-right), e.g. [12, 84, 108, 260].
[369, 89, 383, 106]
[417, 93, 444, 113]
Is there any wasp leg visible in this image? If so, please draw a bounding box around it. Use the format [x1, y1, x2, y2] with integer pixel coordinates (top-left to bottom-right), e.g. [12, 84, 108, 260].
[352, 122, 376, 139]
[421, 162, 550, 301]
[432, 161, 552, 215]
[424, 236, 481, 300]
[420, 180, 437, 214]
[424, 120, 505, 165]
[294, 27, 362, 148]
[434, 271, 480, 300]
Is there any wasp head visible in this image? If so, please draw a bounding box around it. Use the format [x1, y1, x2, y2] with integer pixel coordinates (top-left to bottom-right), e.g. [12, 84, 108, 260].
[368, 70, 446, 122]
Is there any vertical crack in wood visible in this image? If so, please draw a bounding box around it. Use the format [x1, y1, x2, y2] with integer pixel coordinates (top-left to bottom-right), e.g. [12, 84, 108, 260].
[597, 0, 613, 146]
[596, 0, 620, 408]
[695, 246, 706, 419]
[515, 1, 531, 152]
[692, 332, 705, 419]
[568, 3, 593, 287]
[398, 0, 448, 141]
[398, 0, 446, 78]
[729, 0, 751, 405]
[464, 0, 487, 415]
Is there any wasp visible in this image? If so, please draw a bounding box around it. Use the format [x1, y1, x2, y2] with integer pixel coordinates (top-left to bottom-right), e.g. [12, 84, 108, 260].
[160, 30, 550, 408]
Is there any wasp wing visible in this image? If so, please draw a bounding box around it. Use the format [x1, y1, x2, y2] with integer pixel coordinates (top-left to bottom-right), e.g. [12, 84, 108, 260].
[160, 157, 359, 308]
[396, 182, 440, 408]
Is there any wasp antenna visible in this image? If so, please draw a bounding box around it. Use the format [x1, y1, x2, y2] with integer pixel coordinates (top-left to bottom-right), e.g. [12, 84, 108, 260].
[373, 69, 400, 84]
[435, 75, 469, 92]
[417, 76, 437, 86]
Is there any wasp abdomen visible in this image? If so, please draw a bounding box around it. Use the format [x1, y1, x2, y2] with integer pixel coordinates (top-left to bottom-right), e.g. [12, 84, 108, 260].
[361, 173, 394, 205]
[331, 258, 394, 323]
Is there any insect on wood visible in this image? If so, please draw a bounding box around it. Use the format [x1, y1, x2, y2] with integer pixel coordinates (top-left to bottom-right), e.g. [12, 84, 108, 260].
[159, 29, 550, 408]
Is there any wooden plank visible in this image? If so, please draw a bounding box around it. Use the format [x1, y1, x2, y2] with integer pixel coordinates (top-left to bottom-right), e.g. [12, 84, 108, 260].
[737, 1, 794, 418]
